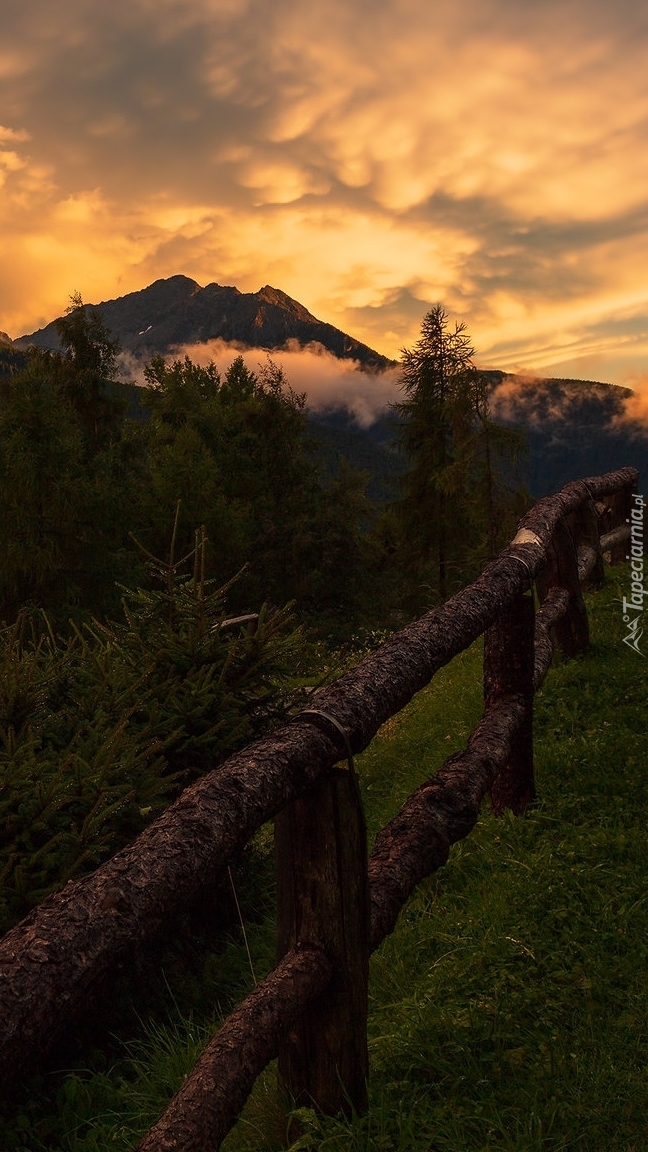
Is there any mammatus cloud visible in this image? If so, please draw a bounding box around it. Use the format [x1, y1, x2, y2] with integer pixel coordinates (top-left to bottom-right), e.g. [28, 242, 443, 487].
[2, 0, 648, 386]
[121, 339, 402, 427]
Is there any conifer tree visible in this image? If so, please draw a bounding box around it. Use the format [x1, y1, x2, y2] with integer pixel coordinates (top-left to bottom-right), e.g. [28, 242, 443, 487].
[394, 305, 525, 604]
[0, 358, 87, 614]
[52, 292, 125, 448]
[0, 302, 141, 620]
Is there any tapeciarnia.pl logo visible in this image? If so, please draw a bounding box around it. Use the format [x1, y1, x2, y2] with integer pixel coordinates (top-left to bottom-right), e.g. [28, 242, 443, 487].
[621, 493, 646, 656]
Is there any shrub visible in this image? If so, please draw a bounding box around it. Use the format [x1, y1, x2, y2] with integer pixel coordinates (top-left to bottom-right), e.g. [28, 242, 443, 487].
[0, 527, 309, 935]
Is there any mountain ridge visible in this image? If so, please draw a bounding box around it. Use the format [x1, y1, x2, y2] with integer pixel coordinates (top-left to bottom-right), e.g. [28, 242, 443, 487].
[16, 276, 395, 370]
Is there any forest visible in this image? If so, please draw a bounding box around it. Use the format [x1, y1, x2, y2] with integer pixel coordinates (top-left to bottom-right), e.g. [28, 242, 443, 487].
[0, 298, 527, 935]
[0, 299, 527, 624]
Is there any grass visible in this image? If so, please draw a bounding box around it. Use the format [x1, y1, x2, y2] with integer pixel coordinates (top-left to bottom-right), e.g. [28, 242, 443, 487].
[1, 567, 647, 1151]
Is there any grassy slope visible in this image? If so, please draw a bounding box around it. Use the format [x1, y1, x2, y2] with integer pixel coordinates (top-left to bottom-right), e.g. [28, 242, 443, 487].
[2, 568, 647, 1151]
[343, 569, 648, 1152]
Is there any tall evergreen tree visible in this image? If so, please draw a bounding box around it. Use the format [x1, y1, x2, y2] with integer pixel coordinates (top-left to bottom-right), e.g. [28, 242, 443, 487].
[0, 304, 142, 621]
[140, 354, 319, 606]
[0, 358, 87, 614]
[51, 292, 125, 448]
[394, 305, 525, 604]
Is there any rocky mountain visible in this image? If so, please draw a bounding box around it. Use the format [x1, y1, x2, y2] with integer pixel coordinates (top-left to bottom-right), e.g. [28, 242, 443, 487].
[17, 275, 394, 370]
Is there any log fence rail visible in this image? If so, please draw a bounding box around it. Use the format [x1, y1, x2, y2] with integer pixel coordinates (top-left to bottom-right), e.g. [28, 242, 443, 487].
[0, 465, 639, 1151]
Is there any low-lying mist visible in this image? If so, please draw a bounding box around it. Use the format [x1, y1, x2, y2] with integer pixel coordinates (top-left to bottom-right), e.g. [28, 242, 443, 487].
[118, 338, 648, 436]
[118, 338, 402, 428]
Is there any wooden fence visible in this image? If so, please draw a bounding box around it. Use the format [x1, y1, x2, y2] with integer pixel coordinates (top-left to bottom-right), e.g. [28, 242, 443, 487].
[0, 465, 639, 1150]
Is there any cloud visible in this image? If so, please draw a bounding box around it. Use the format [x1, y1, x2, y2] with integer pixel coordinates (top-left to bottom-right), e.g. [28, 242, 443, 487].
[121, 338, 402, 427]
[490, 369, 648, 439]
[2, 0, 648, 388]
[611, 374, 648, 434]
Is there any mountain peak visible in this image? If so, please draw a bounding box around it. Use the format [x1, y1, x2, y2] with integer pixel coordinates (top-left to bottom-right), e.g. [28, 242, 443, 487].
[151, 274, 200, 290]
[255, 285, 318, 323]
[18, 277, 395, 370]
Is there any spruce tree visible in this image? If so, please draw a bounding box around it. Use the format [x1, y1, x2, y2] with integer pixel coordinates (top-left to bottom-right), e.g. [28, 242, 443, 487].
[52, 292, 125, 449]
[140, 354, 324, 608]
[0, 303, 141, 620]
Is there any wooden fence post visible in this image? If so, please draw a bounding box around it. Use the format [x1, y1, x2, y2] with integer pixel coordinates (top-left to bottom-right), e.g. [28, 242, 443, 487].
[274, 719, 369, 1119]
[568, 494, 605, 587]
[606, 485, 634, 564]
[535, 517, 589, 657]
[484, 591, 536, 816]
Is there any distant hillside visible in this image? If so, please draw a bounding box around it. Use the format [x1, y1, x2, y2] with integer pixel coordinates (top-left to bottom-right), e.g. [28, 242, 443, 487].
[487, 373, 647, 496]
[308, 409, 403, 504]
[310, 373, 647, 500]
[17, 276, 395, 370]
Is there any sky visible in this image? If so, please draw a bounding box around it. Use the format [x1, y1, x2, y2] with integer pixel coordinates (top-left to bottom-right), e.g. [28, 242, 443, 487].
[2, 0, 648, 389]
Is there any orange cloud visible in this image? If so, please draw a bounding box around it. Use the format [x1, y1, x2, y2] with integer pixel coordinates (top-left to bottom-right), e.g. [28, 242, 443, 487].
[612, 374, 648, 432]
[1, 0, 648, 392]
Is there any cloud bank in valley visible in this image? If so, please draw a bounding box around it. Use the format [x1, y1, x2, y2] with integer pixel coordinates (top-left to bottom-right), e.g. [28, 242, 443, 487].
[490, 369, 648, 435]
[120, 334, 648, 436]
[612, 376, 648, 433]
[2, 0, 648, 385]
[121, 339, 402, 427]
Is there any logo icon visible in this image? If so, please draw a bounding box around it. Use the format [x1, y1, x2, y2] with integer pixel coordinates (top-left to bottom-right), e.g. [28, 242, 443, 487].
[622, 611, 644, 656]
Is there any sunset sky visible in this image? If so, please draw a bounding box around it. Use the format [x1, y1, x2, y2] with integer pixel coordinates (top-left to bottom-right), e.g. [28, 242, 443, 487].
[2, 0, 648, 386]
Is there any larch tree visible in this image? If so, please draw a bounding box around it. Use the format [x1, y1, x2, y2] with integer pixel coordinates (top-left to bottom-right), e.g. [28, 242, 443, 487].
[394, 304, 525, 604]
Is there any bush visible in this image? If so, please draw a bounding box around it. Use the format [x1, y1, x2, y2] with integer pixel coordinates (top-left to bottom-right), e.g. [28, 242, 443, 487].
[0, 528, 310, 935]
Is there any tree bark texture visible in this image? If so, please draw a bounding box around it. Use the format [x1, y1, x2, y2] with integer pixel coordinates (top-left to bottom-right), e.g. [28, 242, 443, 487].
[577, 544, 599, 584]
[0, 723, 339, 1095]
[275, 762, 369, 1116]
[535, 518, 589, 657]
[606, 485, 635, 563]
[568, 496, 605, 587]
[600, 523, 631, 557]
[484, 593, 535, 816]
[533, 586, 569, 691]
[0, 467, 637, 1095]
[136, 945, 332, 1152]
